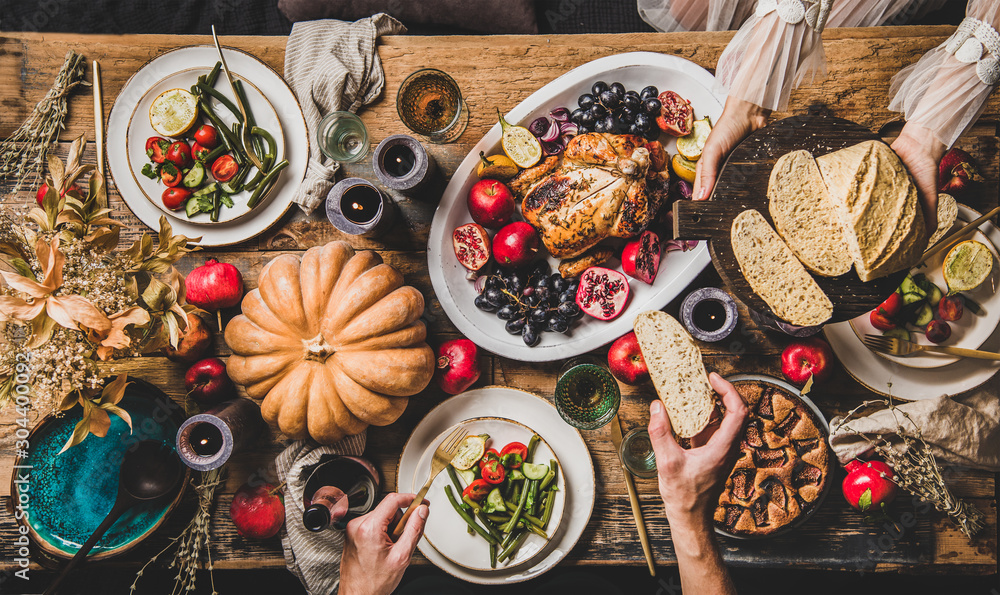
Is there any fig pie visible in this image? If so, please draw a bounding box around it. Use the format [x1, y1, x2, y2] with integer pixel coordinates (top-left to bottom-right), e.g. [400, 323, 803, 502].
[714, 379, 831, 536]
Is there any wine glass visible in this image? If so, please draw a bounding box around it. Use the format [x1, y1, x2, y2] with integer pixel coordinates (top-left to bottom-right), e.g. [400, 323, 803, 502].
[553, 357, 621, 430]
[396, 69, 469, 144]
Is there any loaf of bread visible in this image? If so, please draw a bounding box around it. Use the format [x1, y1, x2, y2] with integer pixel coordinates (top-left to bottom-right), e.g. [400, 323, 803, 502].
[768, 150, 853, 277]
[731, 209, 833, 327]
[633, 310, 714, 439]
[928, 193, 958, 247]
[815, 140, 927, 282]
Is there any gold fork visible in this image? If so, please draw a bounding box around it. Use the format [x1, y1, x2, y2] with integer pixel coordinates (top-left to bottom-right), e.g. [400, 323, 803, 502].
[391, 424, 468, 539]
[863, 334, 1000, 361]
[210, 25, 265, 172]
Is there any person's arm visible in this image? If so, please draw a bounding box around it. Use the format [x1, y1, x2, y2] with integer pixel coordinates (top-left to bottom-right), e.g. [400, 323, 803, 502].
[339, 493, 428, 595]
[647, 372, 748, 595]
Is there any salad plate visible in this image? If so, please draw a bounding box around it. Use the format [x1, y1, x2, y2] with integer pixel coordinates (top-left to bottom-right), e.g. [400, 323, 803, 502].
[413, 417, 566, 571]
[427, 52, 725, 362]
[397, 386, 595, 585]
[107, 45, 308, 247]
[849, 206, 1000, 368]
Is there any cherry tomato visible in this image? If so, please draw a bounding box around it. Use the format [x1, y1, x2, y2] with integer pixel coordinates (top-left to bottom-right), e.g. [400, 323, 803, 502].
[191, 142, 212, 162]
[161, 187, 192, 211]
[160, 162, 183, 187]
[145, 137, 170, 164]
[878, 292, 903, 319]
[193, 124, 219, 149]
[479, 449, 500, 469]
[211, 154, 239, 182]
[499, 442, 528, 469]
[481, 459, 505, 485]
[869, 308, 896, 331]
[462, 478, 491, 501]
[165, 141, 192, 168]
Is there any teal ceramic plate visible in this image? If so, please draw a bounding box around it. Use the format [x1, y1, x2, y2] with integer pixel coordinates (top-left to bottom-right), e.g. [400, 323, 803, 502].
[11, 379, 190, 560]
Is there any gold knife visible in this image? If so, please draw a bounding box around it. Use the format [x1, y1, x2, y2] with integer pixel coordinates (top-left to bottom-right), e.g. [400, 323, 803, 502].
[609, 414, 656, 576]
[920, 204, 1000, 264]
[210, 25, 265, 171]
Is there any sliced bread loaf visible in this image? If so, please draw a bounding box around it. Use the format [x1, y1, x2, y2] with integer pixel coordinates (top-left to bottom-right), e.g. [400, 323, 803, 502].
[731, 209, 833, 327]
[928, 193, 958, 247]
[815, 140, 927, 282]
[768, 150, 853, 277]
[633, 310, 714, 438]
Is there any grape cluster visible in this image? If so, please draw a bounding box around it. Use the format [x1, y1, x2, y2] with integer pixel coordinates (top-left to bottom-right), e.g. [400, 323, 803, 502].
[571, 82, 661, 141]
[474, 261, 584, 347]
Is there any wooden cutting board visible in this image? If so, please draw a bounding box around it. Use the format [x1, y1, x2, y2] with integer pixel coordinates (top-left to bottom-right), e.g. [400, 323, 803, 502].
[673, 114, 908, 325]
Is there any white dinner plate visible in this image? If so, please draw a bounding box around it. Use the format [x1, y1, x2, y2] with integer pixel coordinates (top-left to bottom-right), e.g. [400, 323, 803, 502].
[414, 417, 566, 571]
[107, 46, 308, 247]
[124, 66, 286, 225]
[397, 386, 595, 584]
[849, 206, 1000, 368]
[427, 52, 724, 362]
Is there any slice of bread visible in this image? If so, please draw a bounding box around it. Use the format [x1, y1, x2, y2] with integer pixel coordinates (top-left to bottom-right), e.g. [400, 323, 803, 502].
[768, 150, 853, 277]
[633, 310, 714, 438]
[815, 140, 927, 282]
[928, 193, 958, 247]
[731, 210, 833, 327]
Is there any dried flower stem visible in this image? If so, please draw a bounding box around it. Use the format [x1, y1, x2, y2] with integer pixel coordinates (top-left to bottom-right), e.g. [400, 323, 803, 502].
[834, 400, 985, 539]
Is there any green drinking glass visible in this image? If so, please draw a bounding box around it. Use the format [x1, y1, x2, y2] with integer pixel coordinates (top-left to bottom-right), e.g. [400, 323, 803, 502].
[554, 358, 621, 430]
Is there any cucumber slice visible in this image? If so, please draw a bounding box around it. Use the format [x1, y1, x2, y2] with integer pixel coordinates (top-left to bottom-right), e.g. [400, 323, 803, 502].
[456, 468, 476, 486]
[883, 328, 911, 342]
[924, 283, 943, 307]
[522, 462, 548, 480]
[184, 198, 200, 217]
[192, 182, 218, 197]
[901, 292, 925, 306]
[182, 162, 205, 188]
[899, 275, 924, 297]
[508, 468, 525, 481]
[484, 488, 506, 514]
[914, 303, 934, 326]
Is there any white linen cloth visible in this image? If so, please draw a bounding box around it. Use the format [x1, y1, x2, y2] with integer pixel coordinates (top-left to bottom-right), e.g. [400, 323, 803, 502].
[283, 15, 405, 214]
[276, 433, 366, 595]
[829, 391, 1000, 472]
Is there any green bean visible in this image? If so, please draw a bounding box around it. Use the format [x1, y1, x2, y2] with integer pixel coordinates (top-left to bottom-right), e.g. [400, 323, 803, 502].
[444, 485, 498, 545]
[476, 511, 503, 542]
[503, 497, 519, 511]
[198, 99, 243, 156]
[210, 189, 221, 222]
[196, 81, 243, 121]
[525, 522, 548, 539]
[447, 465, 465, 495]
[540, 487, 557, 530]
[522, 513, 544, 529]
[502, 478, 531, 534]
[462, 495, 481, 513]
[489, 543, 498, 569]
[204, 62, 222, 88]
[235, 80, 264, 156]
[526, 479, 539, 516]
[247, 159, 287, 209]
[526, 434, 540, 463]
[540, 460, 559, 491]
[498, 530, 528, 562]
[485, 513, 511, 523]
[245, 126, 277, 190]
[201, 145, 227, 164]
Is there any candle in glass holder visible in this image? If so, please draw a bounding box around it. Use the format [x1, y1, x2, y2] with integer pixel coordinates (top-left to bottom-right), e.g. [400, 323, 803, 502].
[176, 398, 264, 471]
[326, 178, 397, 237]
[372, 134, 436, 196]
[679, 287, 739, 342]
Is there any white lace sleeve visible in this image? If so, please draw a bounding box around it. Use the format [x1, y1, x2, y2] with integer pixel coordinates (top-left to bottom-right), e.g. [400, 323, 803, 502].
[888, 0, 1000, 148]
[637, 0, 756, 32]
[717, 1, 832, 112]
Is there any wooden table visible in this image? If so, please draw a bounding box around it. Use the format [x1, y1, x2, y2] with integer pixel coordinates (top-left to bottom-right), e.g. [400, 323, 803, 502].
[0, 28, 997, 580]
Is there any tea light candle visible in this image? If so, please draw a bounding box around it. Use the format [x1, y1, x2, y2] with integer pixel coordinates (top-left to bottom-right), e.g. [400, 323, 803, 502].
[176, 398, 264, 472]
[372, 135, 436, 196]
[680, 287, 739, 342]
[326, 178, 397, 237]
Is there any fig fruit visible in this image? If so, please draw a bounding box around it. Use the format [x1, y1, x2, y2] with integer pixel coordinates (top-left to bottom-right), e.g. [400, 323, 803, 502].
[453, 223, 491, 271]
[575, 266, 630, 321]
[621, 230, 661, 284]
[493, 221, 540, 268]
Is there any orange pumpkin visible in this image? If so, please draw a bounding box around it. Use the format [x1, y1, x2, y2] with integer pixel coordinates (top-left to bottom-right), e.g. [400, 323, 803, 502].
[224, 242, 434, 444]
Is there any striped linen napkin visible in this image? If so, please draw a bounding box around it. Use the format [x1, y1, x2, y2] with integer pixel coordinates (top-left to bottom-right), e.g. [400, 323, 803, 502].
[276, 433, 366, 595]
[283, 14, 405, 214]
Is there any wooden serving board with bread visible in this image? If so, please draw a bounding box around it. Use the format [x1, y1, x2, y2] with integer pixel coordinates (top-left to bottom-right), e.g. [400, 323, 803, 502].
[674, 114, 919, 325]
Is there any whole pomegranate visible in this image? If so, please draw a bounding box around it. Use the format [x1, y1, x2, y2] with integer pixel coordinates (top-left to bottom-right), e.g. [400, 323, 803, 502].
[230, 482, 285, 539]
[436, 338, 481, 395]
[467, 179, 515, 229]
[452, 223, 491, 271]
[621, 230, 661, 284]
[575, 266, 630, 321]
[938, 148, 983, 198]
[656, 90, 693, 136]
[843, 459, 898, 513]
[492, 222, 540, 268]
[186, 259, 244, 327]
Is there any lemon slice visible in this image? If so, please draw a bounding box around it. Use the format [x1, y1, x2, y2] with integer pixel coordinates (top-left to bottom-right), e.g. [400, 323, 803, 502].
[450, 435, 487, 470]
[498, 109, 542, 168]
[671, 153, 697, 183]
[149, 89, 199, 137]
[676, 117, 712, 161]
[476, 151, 519, 180]
[943, 240, 995, 292]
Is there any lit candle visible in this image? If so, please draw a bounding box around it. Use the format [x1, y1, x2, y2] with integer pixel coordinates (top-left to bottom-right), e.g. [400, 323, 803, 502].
[372, 134, 436, 196]
[680, 287, 739, 342]
[175, 398, 264, 471]
[326, 177, 397, 237]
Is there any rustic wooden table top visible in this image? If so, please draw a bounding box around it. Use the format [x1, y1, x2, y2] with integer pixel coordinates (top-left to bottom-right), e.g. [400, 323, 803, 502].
[0, 28, 996, 578]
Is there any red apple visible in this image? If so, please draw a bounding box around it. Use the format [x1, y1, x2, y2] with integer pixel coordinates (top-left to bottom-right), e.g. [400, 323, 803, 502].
[185, 357, 236, 407]
[230, 482, 285, 539]
[467, 179, 515, 229]
[165, 312, 212, 363]
[843, 459, 898, 512]
[607, 332, 648, 385]
[436, 338, 480, 395]
[781, 337, 834, 387]
[492, 222, 540, 268]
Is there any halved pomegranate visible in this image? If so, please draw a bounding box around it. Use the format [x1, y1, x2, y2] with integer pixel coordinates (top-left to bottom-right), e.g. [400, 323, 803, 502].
[575, 266, 630, 321]
[621, 230, 661, 284]
[453, 223, 491, 271]
[938, 148, 983, 197]
[656, 91, 693, 137]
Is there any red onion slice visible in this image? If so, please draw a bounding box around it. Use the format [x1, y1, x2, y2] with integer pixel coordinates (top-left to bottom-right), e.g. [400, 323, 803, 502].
[664, 239, 699, 252]
[528, 117, 550, 137]
[540, 119, 563, 143]
[550, 107, 571, 122]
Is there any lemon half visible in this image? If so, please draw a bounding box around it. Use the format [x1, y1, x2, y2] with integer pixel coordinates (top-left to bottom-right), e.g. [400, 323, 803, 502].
[943, 240, 995, 292]
[149, 89, 199, 137]
[498, 110, 542, 169]
[676, 117, 712, 161]
[672, 153, 697, 183]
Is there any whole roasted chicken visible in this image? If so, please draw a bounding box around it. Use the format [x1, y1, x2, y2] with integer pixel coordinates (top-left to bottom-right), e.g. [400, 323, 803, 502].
[511, 133, 670, 262]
